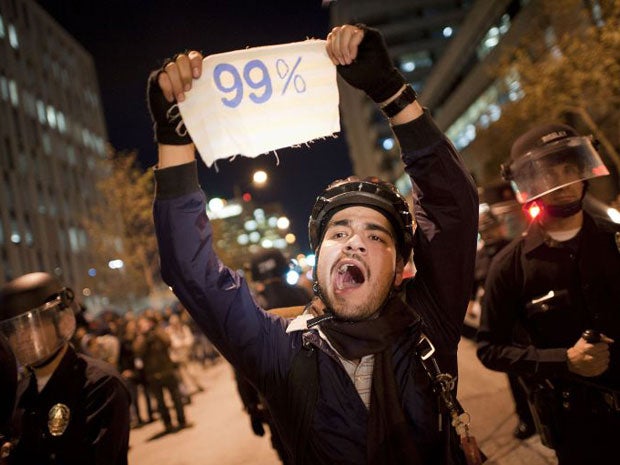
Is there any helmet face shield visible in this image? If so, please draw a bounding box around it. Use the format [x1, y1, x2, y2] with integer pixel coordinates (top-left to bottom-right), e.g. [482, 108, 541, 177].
[0, 297, 75, 367]
[507, 136, 608, 203]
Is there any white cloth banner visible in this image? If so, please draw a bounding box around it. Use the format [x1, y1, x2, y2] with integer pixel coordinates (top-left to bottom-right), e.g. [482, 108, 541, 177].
[178, 40, 340, 167]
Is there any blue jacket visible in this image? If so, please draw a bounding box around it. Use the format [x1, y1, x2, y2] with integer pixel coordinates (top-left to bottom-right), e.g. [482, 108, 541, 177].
[153, 110, 478, 464]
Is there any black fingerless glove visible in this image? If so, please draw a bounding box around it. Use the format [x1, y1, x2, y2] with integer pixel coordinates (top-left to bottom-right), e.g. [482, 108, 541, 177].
[146, 70, 193, 145]
[336, 24, 406, 103]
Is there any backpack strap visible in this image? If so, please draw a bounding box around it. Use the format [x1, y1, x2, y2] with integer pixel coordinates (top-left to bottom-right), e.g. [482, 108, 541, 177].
[287, 336, 319, 465]
[414, 334, 486, 465]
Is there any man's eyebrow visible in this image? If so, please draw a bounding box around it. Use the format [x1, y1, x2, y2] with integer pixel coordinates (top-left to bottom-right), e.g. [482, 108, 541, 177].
[326, 218, 394, 238]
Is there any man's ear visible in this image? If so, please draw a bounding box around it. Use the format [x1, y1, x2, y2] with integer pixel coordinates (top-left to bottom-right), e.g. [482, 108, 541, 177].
[393, 258, 405, 287]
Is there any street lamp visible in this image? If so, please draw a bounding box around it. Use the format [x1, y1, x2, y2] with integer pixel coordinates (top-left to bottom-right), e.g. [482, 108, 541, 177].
[253, 170, 268, 186]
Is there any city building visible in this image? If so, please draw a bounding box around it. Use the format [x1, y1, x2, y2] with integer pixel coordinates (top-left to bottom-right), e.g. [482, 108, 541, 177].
[0, 0, 113, 295]
[329, 0, 476, 194]
[207, 193, 300, 273]
[329, 0, 616, 195]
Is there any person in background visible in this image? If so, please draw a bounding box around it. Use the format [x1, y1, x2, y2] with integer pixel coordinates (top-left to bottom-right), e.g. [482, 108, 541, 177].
[476, 123, 620, 464]
[0, 272, 130, 465]
[235, 249, 311, 463]
[166, 312, 205, 399]
[133, 314, 191, 434]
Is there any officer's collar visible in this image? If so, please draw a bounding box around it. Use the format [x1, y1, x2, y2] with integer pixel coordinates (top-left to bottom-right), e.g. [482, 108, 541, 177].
[523, 212, 595, 254]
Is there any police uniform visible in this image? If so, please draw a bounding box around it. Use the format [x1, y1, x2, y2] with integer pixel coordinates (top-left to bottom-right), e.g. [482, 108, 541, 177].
[477, 211, 620, 464]
[8, 345, 130, 465]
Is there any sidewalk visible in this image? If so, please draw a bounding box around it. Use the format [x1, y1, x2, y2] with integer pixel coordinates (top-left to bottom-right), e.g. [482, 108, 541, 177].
[457, 337, 557, 465]
[128, 338, 559, 464]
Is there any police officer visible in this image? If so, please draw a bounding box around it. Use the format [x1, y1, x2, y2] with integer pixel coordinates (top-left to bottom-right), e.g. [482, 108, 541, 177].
[248, 249, 312, 310]
[476, 123, 620, 464]
[0, 272, 131, 465]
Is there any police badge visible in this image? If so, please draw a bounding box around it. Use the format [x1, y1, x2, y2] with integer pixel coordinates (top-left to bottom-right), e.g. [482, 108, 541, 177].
[48, 403, 70, 436]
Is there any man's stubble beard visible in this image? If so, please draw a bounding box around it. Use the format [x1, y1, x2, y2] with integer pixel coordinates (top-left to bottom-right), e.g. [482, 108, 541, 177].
[320, 275, 395, 321]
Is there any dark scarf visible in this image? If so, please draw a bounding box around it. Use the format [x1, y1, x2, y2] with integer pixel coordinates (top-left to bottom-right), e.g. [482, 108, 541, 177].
[307, 295, 423, 464]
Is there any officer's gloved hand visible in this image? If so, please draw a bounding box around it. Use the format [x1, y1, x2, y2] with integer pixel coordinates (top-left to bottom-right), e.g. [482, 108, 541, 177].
[566, 331, 614, 377]
[146, 55, 197, 145]
[329, 24, 406, 103]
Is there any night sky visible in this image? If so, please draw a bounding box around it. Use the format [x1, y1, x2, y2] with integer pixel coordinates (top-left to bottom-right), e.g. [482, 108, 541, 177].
[35, 0, 353, 253]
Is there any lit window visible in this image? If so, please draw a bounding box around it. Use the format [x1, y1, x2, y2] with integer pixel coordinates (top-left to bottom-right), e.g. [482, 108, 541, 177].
[95, 137, 106, 156]
[10, 219, 20, 244]
[82, 128, 91, 148]
[47, 105, 57, 129]
[8, 80, 18, 107]
[8, 24, 18, 49]
[57, 112, 66, 133]
[36, 100, 46, 124]
[398, 51, 433, 71]
[477, 15, 511, 59]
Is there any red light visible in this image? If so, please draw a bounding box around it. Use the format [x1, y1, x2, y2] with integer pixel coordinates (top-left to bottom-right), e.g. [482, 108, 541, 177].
[526, 202, 541, 220]
[592, 165, 610, 176]
[242, 192, 252, 202]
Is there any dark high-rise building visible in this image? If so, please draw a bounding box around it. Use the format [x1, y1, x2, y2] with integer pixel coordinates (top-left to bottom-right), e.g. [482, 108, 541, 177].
[329, 0, 612, 189]
[0, 0, 111, 295]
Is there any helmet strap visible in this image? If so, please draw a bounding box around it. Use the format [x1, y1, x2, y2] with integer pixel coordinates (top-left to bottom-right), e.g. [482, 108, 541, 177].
[544, 199, 583, 218]
[29, 343, 65, 370]
[543, 182, 587, 218]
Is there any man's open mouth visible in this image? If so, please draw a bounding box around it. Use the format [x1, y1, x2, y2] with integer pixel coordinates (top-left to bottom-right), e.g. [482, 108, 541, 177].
[334, 263, 365, 290]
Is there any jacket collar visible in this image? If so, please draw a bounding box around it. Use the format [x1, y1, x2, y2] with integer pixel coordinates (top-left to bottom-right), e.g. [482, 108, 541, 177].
[522, 212, 597, 254]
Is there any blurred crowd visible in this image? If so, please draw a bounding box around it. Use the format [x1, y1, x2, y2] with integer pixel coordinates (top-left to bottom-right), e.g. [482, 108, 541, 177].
[72, 302, 220, 431]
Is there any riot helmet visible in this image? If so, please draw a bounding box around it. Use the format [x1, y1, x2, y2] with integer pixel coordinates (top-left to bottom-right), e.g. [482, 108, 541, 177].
[308, 176, 414, 263]
[501, 123, 608, 205]
[0, 272, 78, 368]
[250, 249, 289, 282]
